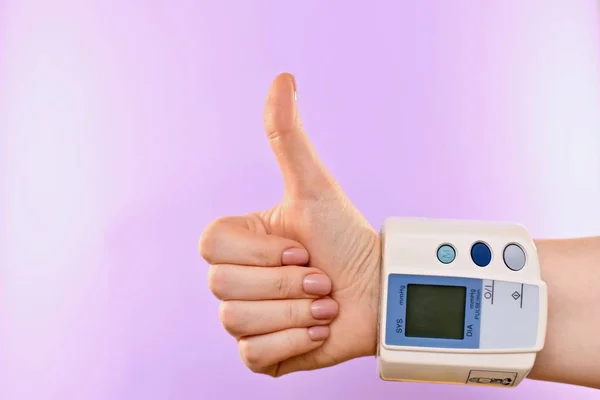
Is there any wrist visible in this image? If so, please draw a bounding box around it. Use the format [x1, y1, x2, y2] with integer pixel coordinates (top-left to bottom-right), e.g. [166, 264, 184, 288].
[529, 237, 600, 388]
[354, 226, 382, 359]
[367, 237, 381, 358]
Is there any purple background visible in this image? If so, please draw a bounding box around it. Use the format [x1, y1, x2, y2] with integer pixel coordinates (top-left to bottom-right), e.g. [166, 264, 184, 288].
[2, 1, 600, 399]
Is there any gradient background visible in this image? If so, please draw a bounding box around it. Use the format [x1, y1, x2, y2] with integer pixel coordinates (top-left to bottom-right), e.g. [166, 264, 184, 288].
[2, 1, 600, 399]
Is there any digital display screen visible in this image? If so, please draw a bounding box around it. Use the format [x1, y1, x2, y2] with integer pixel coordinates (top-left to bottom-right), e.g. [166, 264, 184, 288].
[405, 284, 467, 340]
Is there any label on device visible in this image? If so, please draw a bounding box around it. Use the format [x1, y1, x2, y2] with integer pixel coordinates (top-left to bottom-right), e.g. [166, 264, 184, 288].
[467, 370, 518, 386]
[384, 274, 539, 349]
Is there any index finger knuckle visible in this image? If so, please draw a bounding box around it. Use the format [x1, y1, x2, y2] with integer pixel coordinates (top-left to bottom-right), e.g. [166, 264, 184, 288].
[198, 217, 228, 263]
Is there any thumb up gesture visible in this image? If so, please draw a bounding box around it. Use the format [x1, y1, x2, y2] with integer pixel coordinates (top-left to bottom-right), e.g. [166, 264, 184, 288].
[200, 73, 381, 377]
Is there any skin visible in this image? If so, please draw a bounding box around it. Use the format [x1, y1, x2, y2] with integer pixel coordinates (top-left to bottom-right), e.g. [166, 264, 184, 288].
[528, 237, 600, 388]
[199, 72, 600, 389]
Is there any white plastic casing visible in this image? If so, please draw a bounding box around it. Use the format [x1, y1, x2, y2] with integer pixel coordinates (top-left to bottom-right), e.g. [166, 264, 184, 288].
[378, 217, 547, 388]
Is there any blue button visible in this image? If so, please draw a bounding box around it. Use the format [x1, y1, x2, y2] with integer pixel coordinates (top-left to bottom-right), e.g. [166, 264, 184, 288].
[471, 242, 492, 267]
[437, 244, 456, 264]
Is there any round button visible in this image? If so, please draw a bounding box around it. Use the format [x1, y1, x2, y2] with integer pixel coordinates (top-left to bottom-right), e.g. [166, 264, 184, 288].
[437, 244, 456, 264]
[503, 244, 526, 271]
[471, 242, 492, 267]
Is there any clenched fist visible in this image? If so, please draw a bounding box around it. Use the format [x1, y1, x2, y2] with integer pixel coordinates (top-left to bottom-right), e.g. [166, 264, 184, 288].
[199, 73, 381, 377]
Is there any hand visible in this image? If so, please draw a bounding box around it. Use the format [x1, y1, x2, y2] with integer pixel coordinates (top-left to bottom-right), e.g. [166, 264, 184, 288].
[199, 73, 381, 377]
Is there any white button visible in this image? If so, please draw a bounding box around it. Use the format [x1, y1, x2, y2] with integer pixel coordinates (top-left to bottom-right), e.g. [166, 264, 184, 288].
[503, 244, 526, 271]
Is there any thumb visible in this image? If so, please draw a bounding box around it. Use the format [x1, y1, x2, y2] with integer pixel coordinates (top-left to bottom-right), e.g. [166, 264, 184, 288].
[263, 73, 336, 199]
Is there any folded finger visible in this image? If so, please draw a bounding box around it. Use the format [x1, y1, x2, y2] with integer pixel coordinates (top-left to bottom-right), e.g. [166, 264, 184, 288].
[238, 326, 330, 374]
[219, 298, 338, 338]
[208, 265, 332, 301]
[199, 215, 309, 267]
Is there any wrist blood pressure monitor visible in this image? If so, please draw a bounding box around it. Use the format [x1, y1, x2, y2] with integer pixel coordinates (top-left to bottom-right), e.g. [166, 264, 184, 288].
[378, 218, 547, 387]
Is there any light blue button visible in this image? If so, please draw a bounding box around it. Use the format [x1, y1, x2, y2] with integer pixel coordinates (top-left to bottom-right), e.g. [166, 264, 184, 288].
[437, 244, 456, 264]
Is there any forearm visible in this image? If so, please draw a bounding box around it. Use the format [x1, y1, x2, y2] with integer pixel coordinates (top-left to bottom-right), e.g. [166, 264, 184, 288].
[529, 236, 600, 388]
